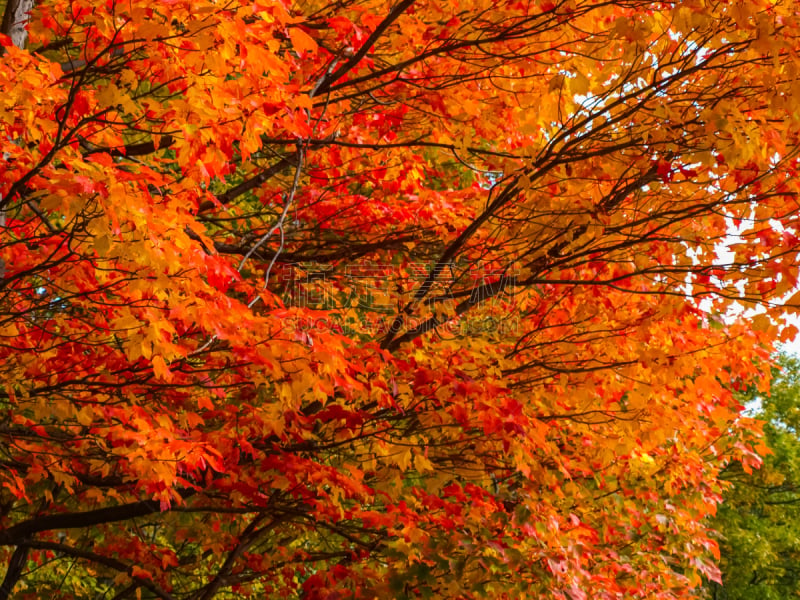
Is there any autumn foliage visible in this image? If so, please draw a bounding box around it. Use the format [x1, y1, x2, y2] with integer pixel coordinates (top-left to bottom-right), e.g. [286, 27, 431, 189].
[1, 0, 799, 597]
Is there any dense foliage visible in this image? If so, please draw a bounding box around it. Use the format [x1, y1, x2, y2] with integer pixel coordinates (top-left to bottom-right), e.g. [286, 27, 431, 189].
[708, 355, 800, 600]
[2, 0, 800, 598]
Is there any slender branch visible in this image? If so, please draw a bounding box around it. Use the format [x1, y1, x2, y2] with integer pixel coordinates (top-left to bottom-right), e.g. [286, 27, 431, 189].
[208, 154, 294, 210]
[244, 146, 304, 303]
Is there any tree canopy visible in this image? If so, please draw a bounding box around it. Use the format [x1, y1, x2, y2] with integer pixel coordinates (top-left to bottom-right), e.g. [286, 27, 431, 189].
[2, 0, 800, 598]
[708, 354, 800, 600]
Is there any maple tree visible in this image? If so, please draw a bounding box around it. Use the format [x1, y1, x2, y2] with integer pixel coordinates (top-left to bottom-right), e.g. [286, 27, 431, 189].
[2, 0, 800, 598]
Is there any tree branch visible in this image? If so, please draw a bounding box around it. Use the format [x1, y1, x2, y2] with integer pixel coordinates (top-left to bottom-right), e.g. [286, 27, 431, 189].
[314, 0, 416, 96]
[0, 543, 30, 600]
[0, 490, 194, 546]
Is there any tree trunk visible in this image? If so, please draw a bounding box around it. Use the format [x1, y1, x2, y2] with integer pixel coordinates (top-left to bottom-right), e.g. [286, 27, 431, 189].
[0, 2, 36, 590]
[0, 0, 34, 282]
[1, 0, 34, 49]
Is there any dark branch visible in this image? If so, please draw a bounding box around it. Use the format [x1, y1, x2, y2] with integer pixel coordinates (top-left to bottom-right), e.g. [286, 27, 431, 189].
[0, 490, 194, 546]
[314, 0, 416, 96]
[0, 543, 30, 600]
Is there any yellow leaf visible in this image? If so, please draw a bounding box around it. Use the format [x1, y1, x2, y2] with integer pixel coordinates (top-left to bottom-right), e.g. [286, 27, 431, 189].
[393, 446, 413, 471]
[152, 355, 172, 381]
[751, 313, 773, 333]
[0, 323, 19, 337]
[119, 69, 137, 88]
[39, 193, 63, 213]
[548, 74, 566, 91]
[570, 70, 590, 95]
[96, 84, 121, 108]
[94, 233, 111, 255]
[138, 21, 168, 42]
[414, 453, 434, 473]
[76, 406, 94, 426]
